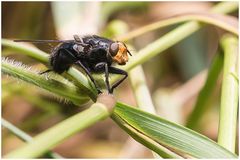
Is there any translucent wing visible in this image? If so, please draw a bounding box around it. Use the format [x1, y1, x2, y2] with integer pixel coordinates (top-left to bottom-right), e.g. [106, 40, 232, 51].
[14, 39, 74, 43]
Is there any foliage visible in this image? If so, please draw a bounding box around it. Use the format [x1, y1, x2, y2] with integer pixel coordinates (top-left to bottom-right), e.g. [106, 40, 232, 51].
[2, 1, 239, 158]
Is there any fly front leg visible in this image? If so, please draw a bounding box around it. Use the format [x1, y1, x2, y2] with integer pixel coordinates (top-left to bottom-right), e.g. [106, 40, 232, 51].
[108, 67, 128, 93]
[75, 60, 102, 94]
[39, 69, 52, 75]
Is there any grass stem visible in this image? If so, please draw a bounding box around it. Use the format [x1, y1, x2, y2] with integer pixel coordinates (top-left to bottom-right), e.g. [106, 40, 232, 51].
[218, 35, 238, 152]
[2, 58, 89, 105]
[2, 118, 63, 159]
[129, 66, 156, 114]
[4, 98, 112, 158]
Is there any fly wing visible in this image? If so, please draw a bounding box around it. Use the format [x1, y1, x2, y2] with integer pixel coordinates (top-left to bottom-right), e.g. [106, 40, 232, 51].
[14, 39, 74, 43]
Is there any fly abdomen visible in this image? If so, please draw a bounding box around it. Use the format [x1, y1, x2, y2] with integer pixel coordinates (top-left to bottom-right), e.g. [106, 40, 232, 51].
[50, 47, 78, 74]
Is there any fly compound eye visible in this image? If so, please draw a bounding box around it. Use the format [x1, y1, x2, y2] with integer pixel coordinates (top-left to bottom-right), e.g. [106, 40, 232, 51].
[109, 42, 119, 57]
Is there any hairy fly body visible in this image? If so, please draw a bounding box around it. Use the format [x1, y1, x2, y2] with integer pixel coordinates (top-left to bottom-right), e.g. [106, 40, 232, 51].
[14, 35, 132, 94]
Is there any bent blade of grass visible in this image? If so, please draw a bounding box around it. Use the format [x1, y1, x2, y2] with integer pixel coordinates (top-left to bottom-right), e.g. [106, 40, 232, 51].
[112, 113, 182, 159]
[4, 98, 113, 158]
[112, 103, 238, 158]
[117, 12, 238, 41]
[218, 35, 239, 152]
[2, 118, 63, 159]
[2, 58, 89, 105]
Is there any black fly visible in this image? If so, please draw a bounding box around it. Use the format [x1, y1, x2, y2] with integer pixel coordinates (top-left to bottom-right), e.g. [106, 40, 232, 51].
[14, 35, 132, 94]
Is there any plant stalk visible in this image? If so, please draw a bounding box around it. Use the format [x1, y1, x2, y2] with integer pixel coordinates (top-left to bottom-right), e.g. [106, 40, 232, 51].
[218, 35, 238, 152]
[2, 118, 63, 159]
[129, 66, 156, 114]
[2, 58, 89, 105]
[4, 95, 114, 158]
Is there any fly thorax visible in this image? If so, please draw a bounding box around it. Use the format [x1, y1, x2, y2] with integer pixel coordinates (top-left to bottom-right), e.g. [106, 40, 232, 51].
[73, 44, 84, 53]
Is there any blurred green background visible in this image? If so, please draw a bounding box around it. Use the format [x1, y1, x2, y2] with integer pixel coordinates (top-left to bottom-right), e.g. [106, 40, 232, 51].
[2, 1, 238, 158]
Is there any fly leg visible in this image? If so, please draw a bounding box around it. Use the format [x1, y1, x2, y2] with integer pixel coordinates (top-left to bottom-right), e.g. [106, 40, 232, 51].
[39, 69, 52, 80]
[75, 61, 102, 94]
[39, 69, 52, 75]
[108, 67, 128, 93]
[94, 64, 128, 94]
[104, 64, 111, 92]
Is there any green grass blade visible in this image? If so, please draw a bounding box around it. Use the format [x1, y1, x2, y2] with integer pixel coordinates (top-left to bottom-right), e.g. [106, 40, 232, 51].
[112, 103, 238, 158]
[4, 100, 112, 158]
[112, 113, 182, 159]
[218, 35, 239, 152]
[186, 53, 223, 129]
[2, 58, 89, 105]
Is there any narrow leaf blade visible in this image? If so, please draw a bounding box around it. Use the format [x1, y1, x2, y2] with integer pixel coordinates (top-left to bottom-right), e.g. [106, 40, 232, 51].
[113, 103, 237, 158]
